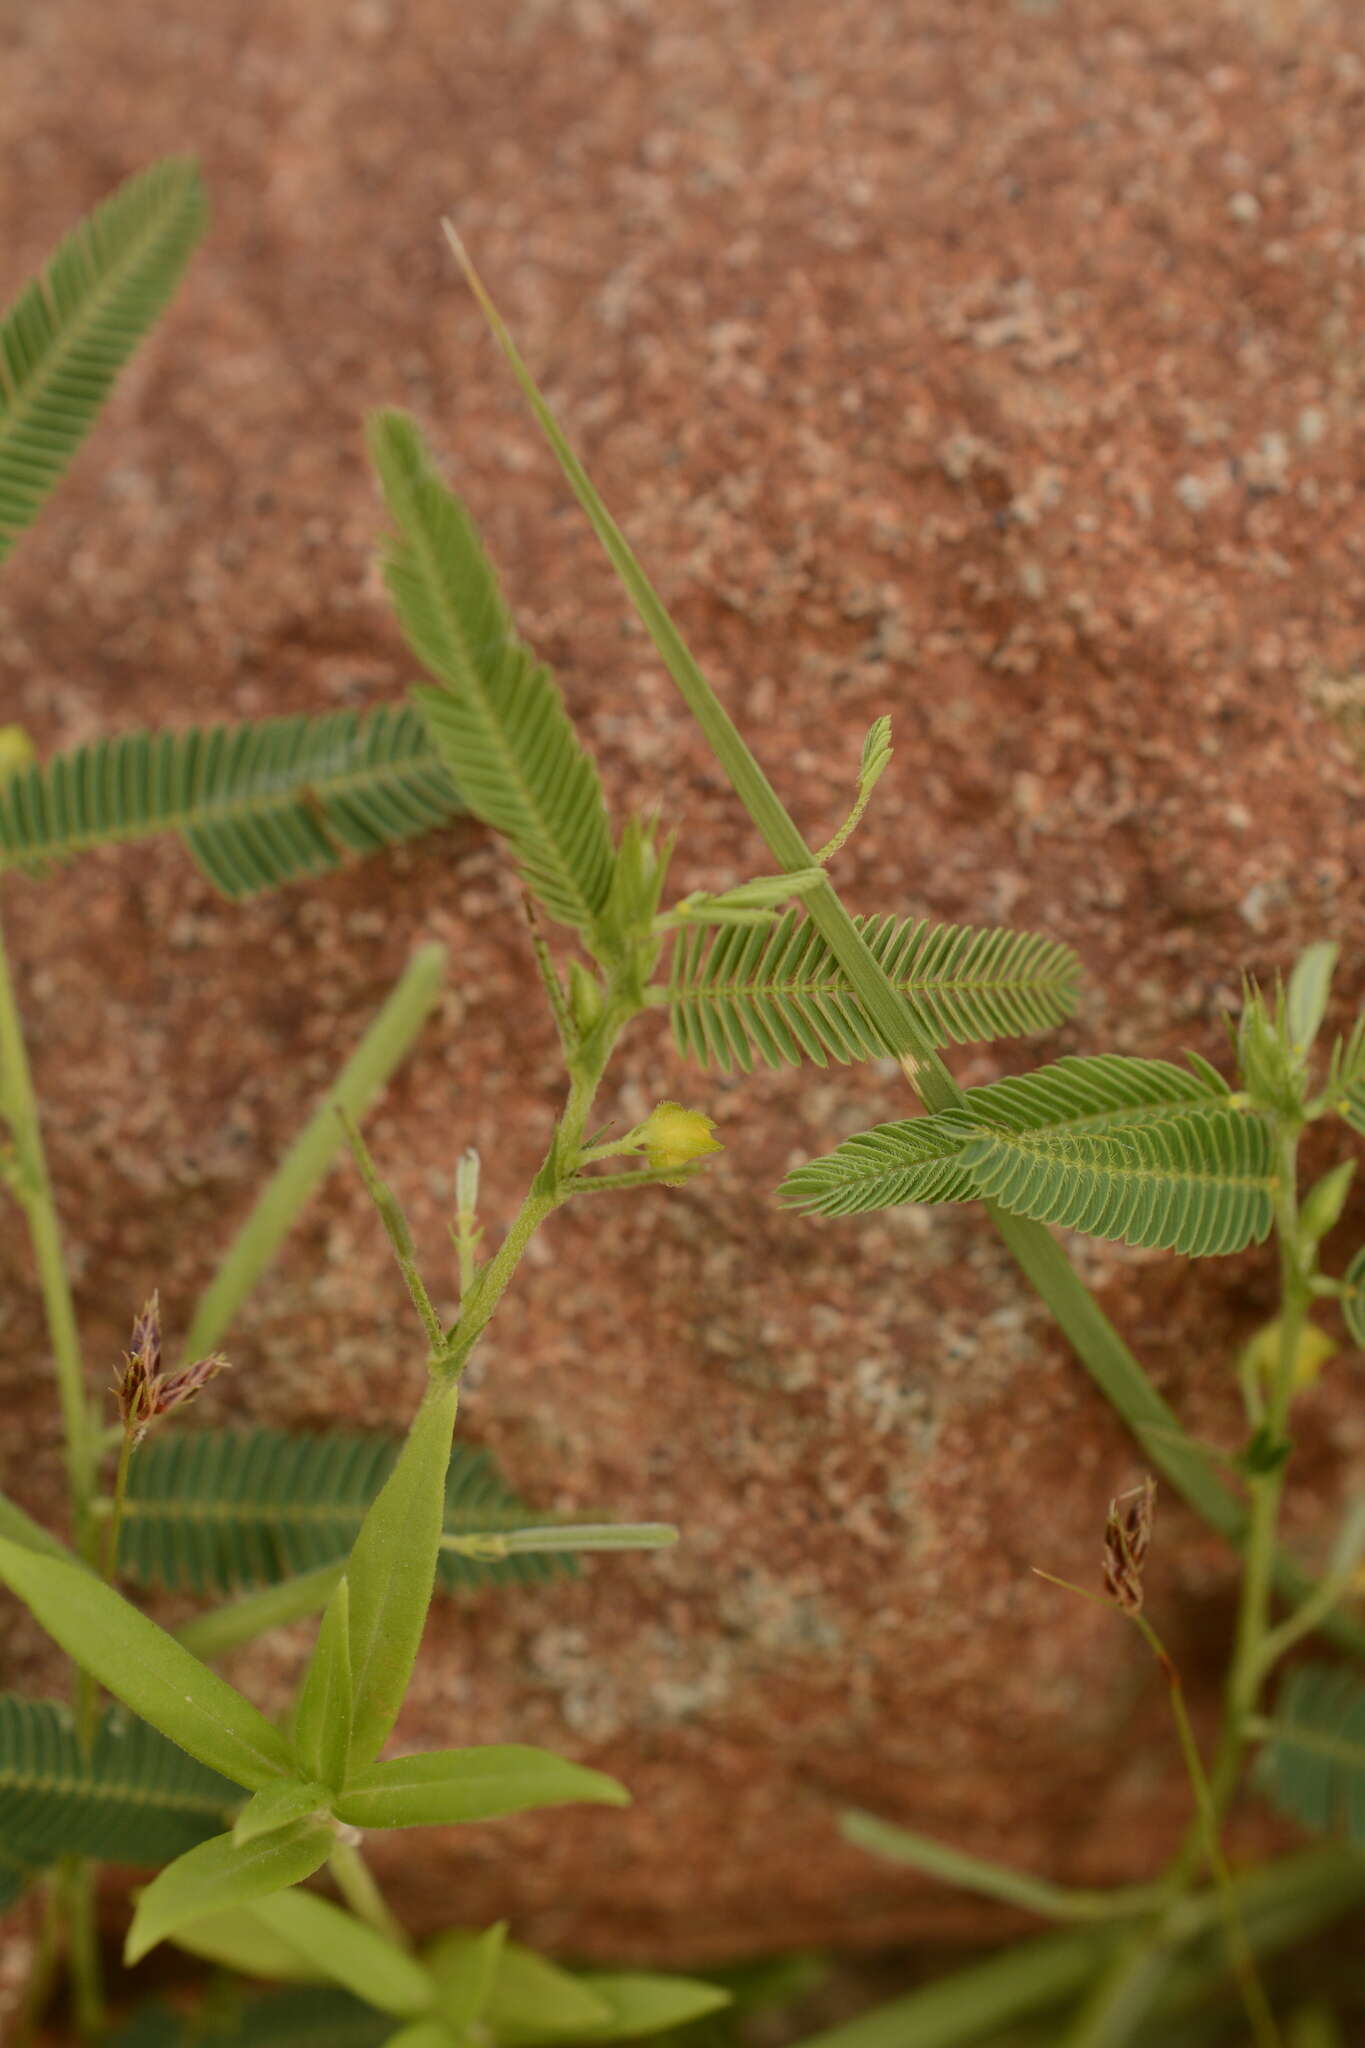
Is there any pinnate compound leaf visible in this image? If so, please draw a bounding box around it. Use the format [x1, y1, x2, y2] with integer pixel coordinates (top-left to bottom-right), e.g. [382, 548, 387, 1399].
[959, 1108, 1275, 1258]
[232, 1778, 332, 1847]
[1258, 1665, 1365, 1847]
[1344, 1248, 1365, 1349]
[782, 1055, 1233, 1219]
[125, 1820, 334, 1963]
[666, 911, 1080, 1073]
[370, 408, 615, 936]
[0, 158, 206, 563]
[573, 1974, 733, 2039]
[0, 1538, 292, 1788]
[290, 1575, 352, 1790]
[116, 1425, 574, 1597]
[345, 1377, 459, 1770]
[333, 1745, 629, 1831]
[0, 1695, 235, 1876]
[0, 708, 464, 897]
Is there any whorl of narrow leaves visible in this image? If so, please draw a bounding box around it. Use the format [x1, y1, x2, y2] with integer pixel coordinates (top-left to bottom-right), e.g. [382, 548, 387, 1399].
[666, 911, 1080, 1073]
[114, 1428, 576, 1596]
[370, 408, 615, 935]
[0, 159, 206, 563]
[0, 707, 464, 898]
[1257, 1665, 1365, 1848]
[0, 1696, 235, 1889]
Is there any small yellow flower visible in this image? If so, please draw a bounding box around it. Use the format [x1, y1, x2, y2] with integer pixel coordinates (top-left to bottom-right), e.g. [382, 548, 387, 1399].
[636, 1101, 722, 1172]
[1242, 1316, 1337, 1393]
[0, 725, 34, 784]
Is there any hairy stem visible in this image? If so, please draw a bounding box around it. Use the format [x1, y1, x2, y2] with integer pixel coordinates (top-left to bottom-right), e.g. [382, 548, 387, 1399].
[337, 1105, 447, 1355]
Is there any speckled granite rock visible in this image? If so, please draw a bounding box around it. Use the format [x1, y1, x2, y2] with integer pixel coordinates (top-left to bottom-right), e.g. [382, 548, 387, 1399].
[2, 0, 1364, 1964]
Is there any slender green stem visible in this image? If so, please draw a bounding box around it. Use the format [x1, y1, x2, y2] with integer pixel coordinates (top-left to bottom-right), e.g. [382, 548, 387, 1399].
[99, 1431, 135, 1582]
[0, 903, 95, 1539]
[1256, 1493, 1365, 1672]
[56, 1860, 103, 2039]
[439, 1008, 630, 1378]
[176, 1563, 345, 1660]
[329, 1837, 409, 1948]
[337, 1105, 447, 1355]
[0, 900, 106, 2035]
[788, 1926, 1123, 2048]
[1063, 1122, 1309, 2046]
[184, 943, 446, 1357]
[568, 1163, 706, 1195]
[12, 1875, 62, 2048]
[522, 895, 575, 1053]
[1130, 1612, 1281, 2048]
[840, 1810, 1168, 1925]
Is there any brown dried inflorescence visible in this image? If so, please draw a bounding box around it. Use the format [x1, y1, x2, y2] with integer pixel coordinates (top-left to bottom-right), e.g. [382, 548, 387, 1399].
[1102, 1476, 1157, 1615]
[114, 1291, 228, 1447]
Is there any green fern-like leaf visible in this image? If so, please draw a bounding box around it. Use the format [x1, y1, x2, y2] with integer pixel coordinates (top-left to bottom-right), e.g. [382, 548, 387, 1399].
[370, 408, 615, 935]
[114, 1429, 577, 1596]
[0, 706, 464, 898]
[782, 1056, 1272, 1255]
[0, 159, 206, 564]
[782, 1054, 1231, 1217]
[1257, 1665, 1365, 1847]
[0, 1696, 236, 1887]
[665, 911, 1080, 1073]
[959, 1110, 1274, 1257]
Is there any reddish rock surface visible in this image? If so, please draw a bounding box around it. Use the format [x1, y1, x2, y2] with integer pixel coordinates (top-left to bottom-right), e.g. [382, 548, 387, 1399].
[3, 0, 1365, 1975]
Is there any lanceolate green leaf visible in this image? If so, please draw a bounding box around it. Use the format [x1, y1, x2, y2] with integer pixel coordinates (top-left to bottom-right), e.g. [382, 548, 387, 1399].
[665, 911, 1080, 1072]
[291, 1575, 352, 1790]
[0, 708, 463, 897]
[0, 158, 206, 563]
[345, 1375, 459, 1769]
[0, 1696, 234, 1876]
[427, 1925, 507, 2032]
[115, 1425, 575, 1596]
[781, 1056, 1234, 1221]
[184, 944, 446, 1358]
[370, 407, 615, 936]
[0, 1537, 293, 1789]
[574, 1975, 733, 2040]
[475, 1939, 613, 2044]
[232, 1779, 332, 1847]
[126, 1820, 334, 1963]
[333, 1745, 629, 1830]
[1258, 1665, 1365, 1847]
[217, 1890, 432, 2017]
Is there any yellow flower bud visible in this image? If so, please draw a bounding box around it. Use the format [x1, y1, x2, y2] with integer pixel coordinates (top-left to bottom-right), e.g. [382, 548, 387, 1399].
[0, 725, 34, 784]
[636, 1101, 722, 1171]
[1242, 1316, 1337, 1393]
